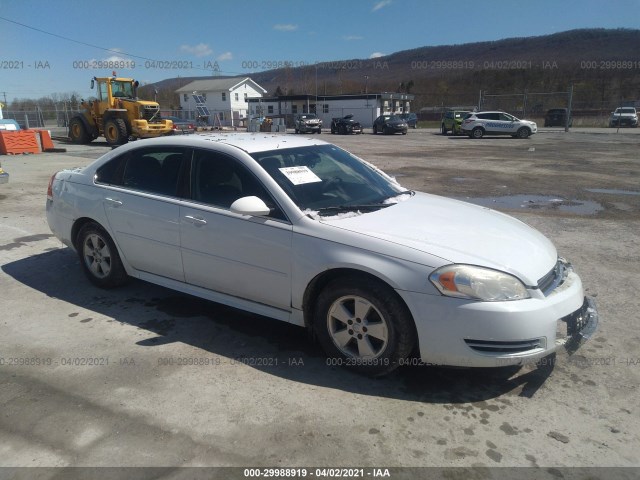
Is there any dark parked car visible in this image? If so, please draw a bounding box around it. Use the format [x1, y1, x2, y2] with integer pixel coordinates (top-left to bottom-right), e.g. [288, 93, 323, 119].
[164, 116, 195, 134]
[399, 113, 418, 129]
[330, 114, 363, 135]
[372, 115, 408, 135]
[544, 109, 572, 127]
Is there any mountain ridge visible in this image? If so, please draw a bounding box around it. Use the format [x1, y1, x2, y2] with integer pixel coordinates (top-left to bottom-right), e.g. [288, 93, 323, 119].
[139, 28, 640, 110]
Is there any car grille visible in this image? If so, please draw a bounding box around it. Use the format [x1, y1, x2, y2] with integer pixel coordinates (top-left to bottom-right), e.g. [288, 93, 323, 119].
[464, 338, 544, 354]
[537, 259, 568, 296]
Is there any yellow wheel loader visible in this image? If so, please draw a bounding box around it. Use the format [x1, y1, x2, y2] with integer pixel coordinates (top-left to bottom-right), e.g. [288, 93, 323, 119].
[69, 74, 173, 146]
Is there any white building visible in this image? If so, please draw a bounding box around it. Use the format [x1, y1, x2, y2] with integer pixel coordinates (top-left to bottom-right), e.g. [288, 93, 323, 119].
[247, 93, 415, 128]
[175, 78, 267, 127]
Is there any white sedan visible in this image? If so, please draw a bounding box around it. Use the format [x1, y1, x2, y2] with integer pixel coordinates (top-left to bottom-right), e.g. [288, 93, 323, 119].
[46, 134, 597, 376]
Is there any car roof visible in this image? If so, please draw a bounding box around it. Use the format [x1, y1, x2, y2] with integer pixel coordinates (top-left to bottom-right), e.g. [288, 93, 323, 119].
[469, 111, 508, 115]
[117, 132, 330, 154]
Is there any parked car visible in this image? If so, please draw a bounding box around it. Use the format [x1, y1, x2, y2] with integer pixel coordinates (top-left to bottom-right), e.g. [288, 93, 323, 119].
[0, 160, 8, 184]
[372, 115, 408, 135]
[164, 116, 195, 135]
[609, 107, 638, 127]
[330, 114, 363, 135]
[461, 111, 537, 139]
[441, 110, 470, 135]
[294, 113, 322, 134]
[399, 113, 418, 129]
[46, 134, 598, 376]
[544, 108, 572, 127]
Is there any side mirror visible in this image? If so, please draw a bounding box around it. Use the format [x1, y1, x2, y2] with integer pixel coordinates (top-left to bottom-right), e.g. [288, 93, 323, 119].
[230, 196, 271, 216]
[90, 79, 95, 89]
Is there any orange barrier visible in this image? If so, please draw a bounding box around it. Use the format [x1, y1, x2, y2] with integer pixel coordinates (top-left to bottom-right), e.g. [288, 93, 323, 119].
[37, 130, 56, 151]
[0, 130, 40, 155]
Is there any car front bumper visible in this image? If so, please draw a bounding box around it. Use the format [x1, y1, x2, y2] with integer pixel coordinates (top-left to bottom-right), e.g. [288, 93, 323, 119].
[397, 269, 599, 367]
[610, 118, 638, 127]
[299, 124, 322, 132]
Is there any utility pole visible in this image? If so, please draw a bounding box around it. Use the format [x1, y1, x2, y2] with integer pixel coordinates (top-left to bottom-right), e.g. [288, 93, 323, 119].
[565, 84, 573, 133]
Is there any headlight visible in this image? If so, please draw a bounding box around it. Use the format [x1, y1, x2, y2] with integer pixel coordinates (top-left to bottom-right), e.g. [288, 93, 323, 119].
[429, 264, 530, 302]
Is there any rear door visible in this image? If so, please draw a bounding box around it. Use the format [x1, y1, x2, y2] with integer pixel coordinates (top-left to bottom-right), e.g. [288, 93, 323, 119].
[180, 148, 293, 310]
[97, 146, 188, 281]
[479, 113, 502, 133]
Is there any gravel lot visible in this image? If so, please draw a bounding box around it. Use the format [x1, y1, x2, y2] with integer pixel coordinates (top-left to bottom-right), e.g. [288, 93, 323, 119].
[0, 128, 639, 476]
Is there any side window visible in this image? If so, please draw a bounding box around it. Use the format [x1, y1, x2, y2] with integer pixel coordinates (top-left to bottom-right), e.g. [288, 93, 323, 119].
[95, 156, 125, 185]
[499, 113, 513, 121]
[191, 149, 287, 220]
[96, 147, 187, 197]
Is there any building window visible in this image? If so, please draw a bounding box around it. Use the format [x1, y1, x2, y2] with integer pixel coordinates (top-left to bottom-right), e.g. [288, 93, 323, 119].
[222, 92, 226, 101]
[244, 93, 248, 101]
[235, 93, 239, 101]
[268, 105, 274, 114]
[183, 94, 188, 102]
[292, 105, 298, 114]
[323, 104, 329, 113]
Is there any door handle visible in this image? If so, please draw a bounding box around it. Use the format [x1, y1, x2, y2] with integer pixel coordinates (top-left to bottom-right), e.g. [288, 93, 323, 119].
[105, 197, 123, 206]
[184, 215, 207, 225]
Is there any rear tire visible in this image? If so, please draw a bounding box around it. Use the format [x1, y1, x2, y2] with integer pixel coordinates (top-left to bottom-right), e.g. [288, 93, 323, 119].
[441, 124, 448, 135]
[76, 222, 128, 289]
[471, 127, 484, 139]
[104, 118, 128, 146]
[314, 277, 416, 377]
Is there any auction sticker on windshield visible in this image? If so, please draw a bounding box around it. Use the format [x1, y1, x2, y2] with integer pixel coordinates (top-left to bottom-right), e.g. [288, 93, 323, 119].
[279, 166, 323, 185]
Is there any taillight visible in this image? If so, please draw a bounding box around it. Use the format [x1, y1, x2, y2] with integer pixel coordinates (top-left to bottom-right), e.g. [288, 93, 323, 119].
[47, 172, 58, 200]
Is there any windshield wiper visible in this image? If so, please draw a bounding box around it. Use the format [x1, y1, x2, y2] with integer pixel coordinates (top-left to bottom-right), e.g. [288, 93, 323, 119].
[315, 203, 393, 214]
[379, 190, 414, 203]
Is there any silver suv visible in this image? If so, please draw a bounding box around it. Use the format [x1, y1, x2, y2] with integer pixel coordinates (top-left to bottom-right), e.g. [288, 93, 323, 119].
[461, 111, 537, 139]
[294, 113, 322, 134]
[609, 107, 638, 128]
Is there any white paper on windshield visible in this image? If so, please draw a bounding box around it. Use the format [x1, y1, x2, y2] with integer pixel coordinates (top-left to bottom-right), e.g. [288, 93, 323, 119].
[279, 166, 322, 185]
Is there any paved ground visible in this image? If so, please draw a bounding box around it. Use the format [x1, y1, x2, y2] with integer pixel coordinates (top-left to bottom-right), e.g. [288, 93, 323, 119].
[0, 128, 639, 474]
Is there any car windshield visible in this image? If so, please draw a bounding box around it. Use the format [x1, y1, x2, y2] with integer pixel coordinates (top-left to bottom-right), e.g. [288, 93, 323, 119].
[300, 114, 317, 119]
[252, 144, 406, 213]
[617, 108, 635, 114]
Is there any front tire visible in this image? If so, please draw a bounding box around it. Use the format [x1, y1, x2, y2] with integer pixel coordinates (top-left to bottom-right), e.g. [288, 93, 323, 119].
[516, 127, 531, 139]
[76, 222, 128, 288]
[104, 118, 128, 146]
[69, 117, 92, 144]
[441, 124, 448, 135]
[314, 277, 416, 376]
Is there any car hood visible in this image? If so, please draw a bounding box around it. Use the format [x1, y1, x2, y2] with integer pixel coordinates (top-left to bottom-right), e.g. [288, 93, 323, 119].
[320, 192, 557, 285]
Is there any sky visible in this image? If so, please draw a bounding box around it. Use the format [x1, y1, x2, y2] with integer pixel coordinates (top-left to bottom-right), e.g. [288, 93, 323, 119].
[1, 0, 639, 102]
